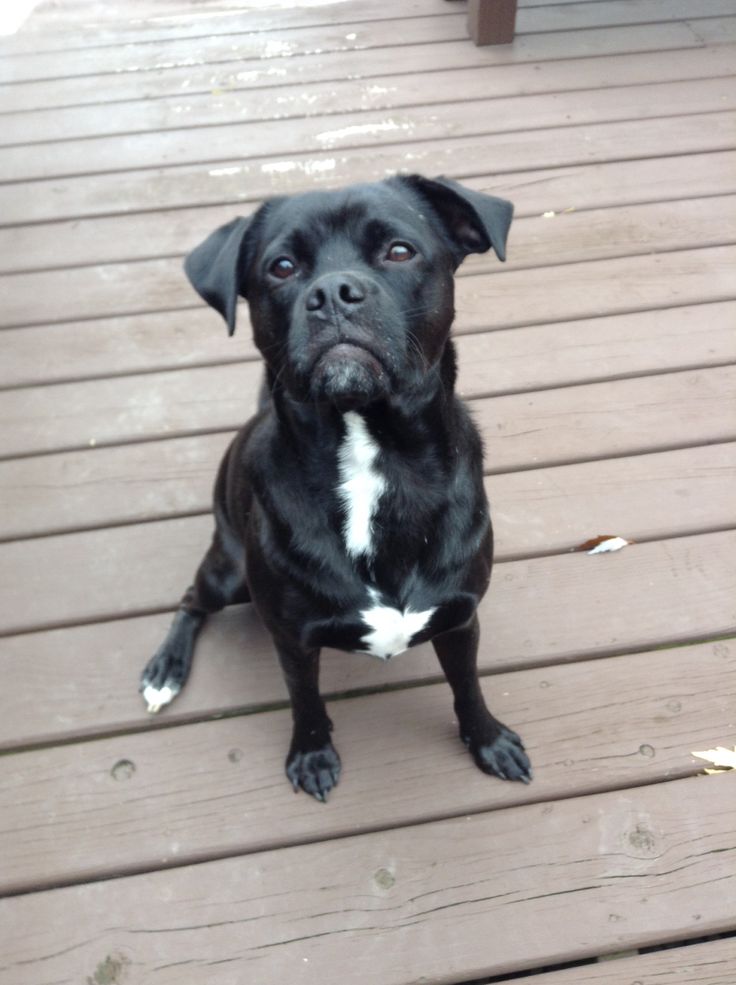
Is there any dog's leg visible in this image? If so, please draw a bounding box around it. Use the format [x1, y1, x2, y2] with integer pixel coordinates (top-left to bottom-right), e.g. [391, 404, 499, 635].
[275, 639, 341, 802]
[139, 528, 249, 713]
[433, 614, 532, 782]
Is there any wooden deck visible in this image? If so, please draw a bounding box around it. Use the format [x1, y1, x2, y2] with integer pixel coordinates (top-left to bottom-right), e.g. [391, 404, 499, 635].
[1, 0, 735, 981]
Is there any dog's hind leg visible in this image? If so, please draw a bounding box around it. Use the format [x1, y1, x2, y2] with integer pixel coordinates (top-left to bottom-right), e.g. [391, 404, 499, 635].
[139, 516, 249, 713]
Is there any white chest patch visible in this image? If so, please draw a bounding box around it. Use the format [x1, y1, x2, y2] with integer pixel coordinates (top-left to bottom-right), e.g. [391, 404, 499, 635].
[359, 592, 436, 660]
[336, 411, 387, 558]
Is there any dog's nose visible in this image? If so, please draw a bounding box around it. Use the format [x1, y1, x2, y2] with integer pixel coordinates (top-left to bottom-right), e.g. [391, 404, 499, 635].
[305, 273, 366, 313]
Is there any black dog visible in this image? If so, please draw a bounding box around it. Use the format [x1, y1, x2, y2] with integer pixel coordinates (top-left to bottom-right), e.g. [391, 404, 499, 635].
[140, 175, 531, 801]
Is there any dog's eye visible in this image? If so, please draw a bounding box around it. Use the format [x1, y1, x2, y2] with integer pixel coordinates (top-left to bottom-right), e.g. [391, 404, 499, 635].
[270, 256, 297, 279]
[386, 243, 415, 263]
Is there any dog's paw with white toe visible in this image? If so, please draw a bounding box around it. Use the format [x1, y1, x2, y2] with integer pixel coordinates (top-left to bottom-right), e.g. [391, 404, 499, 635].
[141, 683, 179, 714]
[139, 639, 191, 714]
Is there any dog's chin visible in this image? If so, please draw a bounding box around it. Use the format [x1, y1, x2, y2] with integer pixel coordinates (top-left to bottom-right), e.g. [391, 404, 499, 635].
[308, 343, 390, 411]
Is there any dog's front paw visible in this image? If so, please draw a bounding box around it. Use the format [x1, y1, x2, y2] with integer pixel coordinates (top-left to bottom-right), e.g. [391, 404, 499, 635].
[139, 644, 188, 713]
[286, 742, 342, 803]
[465, 723, 532, 784]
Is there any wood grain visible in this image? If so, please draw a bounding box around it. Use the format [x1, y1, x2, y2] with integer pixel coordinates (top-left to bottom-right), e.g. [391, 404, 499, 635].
[4, 44, 734, 146]
[1, 111, 733, 225]
[2, 360, 734, 463]
[3, 77, 734, 184]
[4, 188, 735, 277]
[500, 937, 736, 984]
[1, 425, 733, 547]
[0, 0, 725, 52]
[1, 288, 734, 393]
[3, 5, 734, 85]
[3, 236, 736, 330]
[1, 774, 734, 983]
[1, 640, 732, 894]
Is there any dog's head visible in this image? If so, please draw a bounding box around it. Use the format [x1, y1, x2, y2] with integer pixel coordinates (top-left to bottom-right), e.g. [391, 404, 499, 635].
[185, 176, 512, 411]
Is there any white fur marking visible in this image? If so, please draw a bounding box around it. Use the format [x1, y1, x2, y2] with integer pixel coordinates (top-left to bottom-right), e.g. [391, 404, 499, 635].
[359, 595, 436, 660]
[336, 411, 387, 558]
[143, 684, 177, 714]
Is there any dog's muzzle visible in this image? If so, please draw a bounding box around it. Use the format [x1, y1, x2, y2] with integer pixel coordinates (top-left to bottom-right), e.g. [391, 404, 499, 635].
[310, 342, 389, 410]
[300, 271, 392, 410]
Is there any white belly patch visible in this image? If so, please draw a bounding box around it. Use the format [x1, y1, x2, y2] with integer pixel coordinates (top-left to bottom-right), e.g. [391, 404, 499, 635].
[336, 411, 386, 558]
[359, 594, 436, 660]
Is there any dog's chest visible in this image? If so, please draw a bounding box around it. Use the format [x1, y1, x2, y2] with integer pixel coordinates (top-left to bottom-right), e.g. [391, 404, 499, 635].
[335, 411, 435, 659]
[335, 411, 386, 560]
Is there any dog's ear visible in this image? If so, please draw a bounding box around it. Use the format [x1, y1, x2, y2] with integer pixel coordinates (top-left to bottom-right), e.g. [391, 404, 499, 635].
[184, 216, 254, 336]
[396, 175, 513, 264]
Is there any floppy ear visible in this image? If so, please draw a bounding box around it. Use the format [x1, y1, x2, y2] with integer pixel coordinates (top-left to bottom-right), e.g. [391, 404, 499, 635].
[396, 174, 513, 264]
[184, 216, 253, 336]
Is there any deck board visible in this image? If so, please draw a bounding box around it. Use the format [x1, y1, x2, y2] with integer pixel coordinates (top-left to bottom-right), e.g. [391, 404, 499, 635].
[1, 296, 735, 393]
[2, 363, 734, 463]
[1, 774, 734, 984]
[0, 640, 733, 895]
[3, 77, 735, 184]
[5, 191, 736, 277]
[3, 111, 734, 225]
[3, 242, 736, 329]
[4, 21, 734, 117]
[3, 6, 734, 86]
[1, 530, 733, 748]
[1, 433, 734, 545]
[4, 45, 735, 147]
[506, 937, 736, 984]
[0, 0, 734, 979]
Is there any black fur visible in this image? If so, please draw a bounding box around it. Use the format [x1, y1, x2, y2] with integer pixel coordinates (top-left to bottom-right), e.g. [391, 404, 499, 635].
[140, 175, 531, 800]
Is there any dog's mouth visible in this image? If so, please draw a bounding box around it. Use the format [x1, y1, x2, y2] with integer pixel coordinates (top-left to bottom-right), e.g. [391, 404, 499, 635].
[308, 342, 390, 411]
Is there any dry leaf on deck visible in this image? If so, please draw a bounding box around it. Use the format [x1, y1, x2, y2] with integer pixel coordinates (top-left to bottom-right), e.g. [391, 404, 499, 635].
[576, 535, 631, 555]
[692, 746, 736, 773]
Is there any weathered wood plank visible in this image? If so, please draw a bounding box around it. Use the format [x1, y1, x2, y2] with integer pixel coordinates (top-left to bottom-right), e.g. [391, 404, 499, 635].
[1, 395, 733, 548]
[0, 0, 721, 53]
[0, 0, 444, 51]
[4, 20, 734, 118]
[3, 234, 735, 329]
[1, 111, 731, 225]
[1, 285, 734, 393]
[1, 774, 734, 984]
[3, 4, 734, 84]
[4, 44, 734, 146]
[4, 371, 736, 538]
[0, 520, 733, 714]
[4, 151, 736, 275]
[457, 245, 736, 333]
[5, 184, 735, 278]
[0, 640, 732, 895]
[0, 13, 469, 85]
[3, 77, 734, 183]
[503, 937, 736, 984]
[2, 346, 734, 462]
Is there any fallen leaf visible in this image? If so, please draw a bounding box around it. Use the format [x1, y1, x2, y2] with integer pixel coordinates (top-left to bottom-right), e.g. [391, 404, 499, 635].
[692, 746, 736, 773]
[576, 535, 631, 554]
